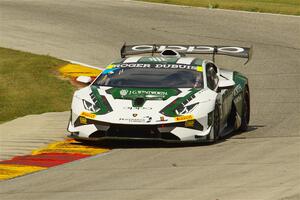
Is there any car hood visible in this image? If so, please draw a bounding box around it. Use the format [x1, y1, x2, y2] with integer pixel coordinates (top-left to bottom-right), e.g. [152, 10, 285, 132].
[74, 85, 216, 124]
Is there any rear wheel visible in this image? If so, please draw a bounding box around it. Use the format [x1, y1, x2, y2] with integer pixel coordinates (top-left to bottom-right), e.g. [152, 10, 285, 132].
[239, 87, 250, 131]
[208, 103, 220, 142]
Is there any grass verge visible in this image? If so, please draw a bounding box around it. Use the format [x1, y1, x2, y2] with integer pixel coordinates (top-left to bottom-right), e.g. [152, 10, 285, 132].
[136, 0, 300, 15]
[0, 47, 74, 123]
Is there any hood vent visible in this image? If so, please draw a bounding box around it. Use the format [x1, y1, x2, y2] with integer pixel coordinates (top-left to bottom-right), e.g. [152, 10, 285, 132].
[133, 97, 146, 107]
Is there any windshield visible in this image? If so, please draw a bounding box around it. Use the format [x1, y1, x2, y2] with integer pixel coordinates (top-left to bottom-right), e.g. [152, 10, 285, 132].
[93, 67, 203, 88]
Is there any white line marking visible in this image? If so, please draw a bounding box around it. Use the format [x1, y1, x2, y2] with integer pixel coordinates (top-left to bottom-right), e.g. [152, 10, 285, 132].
[66, 60, 105, 70]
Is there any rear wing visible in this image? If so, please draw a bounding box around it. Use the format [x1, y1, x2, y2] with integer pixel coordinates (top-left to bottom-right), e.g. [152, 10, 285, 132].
[120, 44, 252, 64]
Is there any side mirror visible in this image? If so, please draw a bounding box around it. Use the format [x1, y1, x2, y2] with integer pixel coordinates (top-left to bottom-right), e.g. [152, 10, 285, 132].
[218, 79, 235, 91]
[76, 76, 92, 84]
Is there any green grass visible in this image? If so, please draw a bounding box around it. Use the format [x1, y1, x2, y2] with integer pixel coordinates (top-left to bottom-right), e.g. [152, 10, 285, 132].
[137, 0, 300, 15]
[0, 47, 74, 123]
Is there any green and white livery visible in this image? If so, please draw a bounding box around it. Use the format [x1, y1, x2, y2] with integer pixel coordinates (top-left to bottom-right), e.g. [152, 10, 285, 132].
[68, 44, 251, 142]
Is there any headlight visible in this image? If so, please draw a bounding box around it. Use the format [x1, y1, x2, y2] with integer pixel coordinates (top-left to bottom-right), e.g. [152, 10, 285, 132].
[82, 99, 100, 112]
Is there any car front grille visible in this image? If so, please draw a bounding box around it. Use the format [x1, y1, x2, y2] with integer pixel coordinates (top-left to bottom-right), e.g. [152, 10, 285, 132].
[89, 124, 181, 141]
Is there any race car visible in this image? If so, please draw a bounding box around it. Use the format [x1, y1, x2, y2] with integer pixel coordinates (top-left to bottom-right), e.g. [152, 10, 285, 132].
[67, 44, 251, 142]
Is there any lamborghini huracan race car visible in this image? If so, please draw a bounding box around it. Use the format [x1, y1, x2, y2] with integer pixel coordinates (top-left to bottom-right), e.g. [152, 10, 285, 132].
[68, 44, 251, 142]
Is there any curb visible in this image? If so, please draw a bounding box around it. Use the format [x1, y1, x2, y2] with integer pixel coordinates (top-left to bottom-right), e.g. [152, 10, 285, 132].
[0, 61, 107, 181]
[0, 139, 110, 180]
[59, 61, 103, 79]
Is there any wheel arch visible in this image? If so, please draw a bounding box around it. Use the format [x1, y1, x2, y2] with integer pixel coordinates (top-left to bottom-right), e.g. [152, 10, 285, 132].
[232, 71, 249, 118]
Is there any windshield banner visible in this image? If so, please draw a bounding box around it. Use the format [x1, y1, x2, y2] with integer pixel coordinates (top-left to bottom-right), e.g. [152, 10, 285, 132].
[114, 63, 202, 71]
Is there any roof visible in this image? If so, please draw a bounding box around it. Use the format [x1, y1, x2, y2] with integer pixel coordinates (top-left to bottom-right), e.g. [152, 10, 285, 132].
[105, 56, 204, 72]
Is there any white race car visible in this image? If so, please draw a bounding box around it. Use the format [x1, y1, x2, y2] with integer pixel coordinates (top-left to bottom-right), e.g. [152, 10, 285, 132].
[68, 44, 251, 142]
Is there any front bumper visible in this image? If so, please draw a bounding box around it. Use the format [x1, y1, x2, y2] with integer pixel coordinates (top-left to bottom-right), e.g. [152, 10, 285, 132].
[67, 120, 212, 142]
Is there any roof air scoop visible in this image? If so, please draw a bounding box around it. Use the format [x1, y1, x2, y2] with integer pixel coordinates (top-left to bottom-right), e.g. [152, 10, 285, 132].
[160, 49, 182, 57]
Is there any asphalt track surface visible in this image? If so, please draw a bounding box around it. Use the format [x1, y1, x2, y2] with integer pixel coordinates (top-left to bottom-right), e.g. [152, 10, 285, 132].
[0, 0, 300, 199]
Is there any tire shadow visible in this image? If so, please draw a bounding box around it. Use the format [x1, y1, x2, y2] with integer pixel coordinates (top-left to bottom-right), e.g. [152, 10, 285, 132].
[74, 125, 265, 149]
[76, 139, 211, 149]
[216, 124, 266, 143]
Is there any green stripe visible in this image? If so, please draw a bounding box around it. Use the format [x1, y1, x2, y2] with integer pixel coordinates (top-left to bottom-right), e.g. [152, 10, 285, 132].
[160, 88, 200, 117]
[91, 86, 112, 115]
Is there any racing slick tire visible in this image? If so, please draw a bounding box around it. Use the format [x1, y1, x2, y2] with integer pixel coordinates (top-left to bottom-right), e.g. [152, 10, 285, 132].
[239, 87, 250, 131]
[208, 102, 220, 142]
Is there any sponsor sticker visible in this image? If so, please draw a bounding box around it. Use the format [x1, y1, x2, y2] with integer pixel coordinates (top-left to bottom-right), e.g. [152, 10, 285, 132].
[80, 112, 96, 119]
[144, 116, 152, 123]
[106, 64, 115, 69]
[107, 88, 180, 101]
[119, 116, 152, 123]
[120, 89, 168, 97]
[131, 45, 246, 54]
[175, 115, 194, 122]
[123, 106, 152, 110]
[114, 63, 199, 71]
[102, 67, 121, 75]
[196, 66, 203, 72]
[157, 116, 168, 122]
[120, 89, 129, 96]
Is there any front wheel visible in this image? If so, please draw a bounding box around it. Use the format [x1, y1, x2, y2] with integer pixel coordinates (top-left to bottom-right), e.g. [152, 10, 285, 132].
[208, 103, 220, 142]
